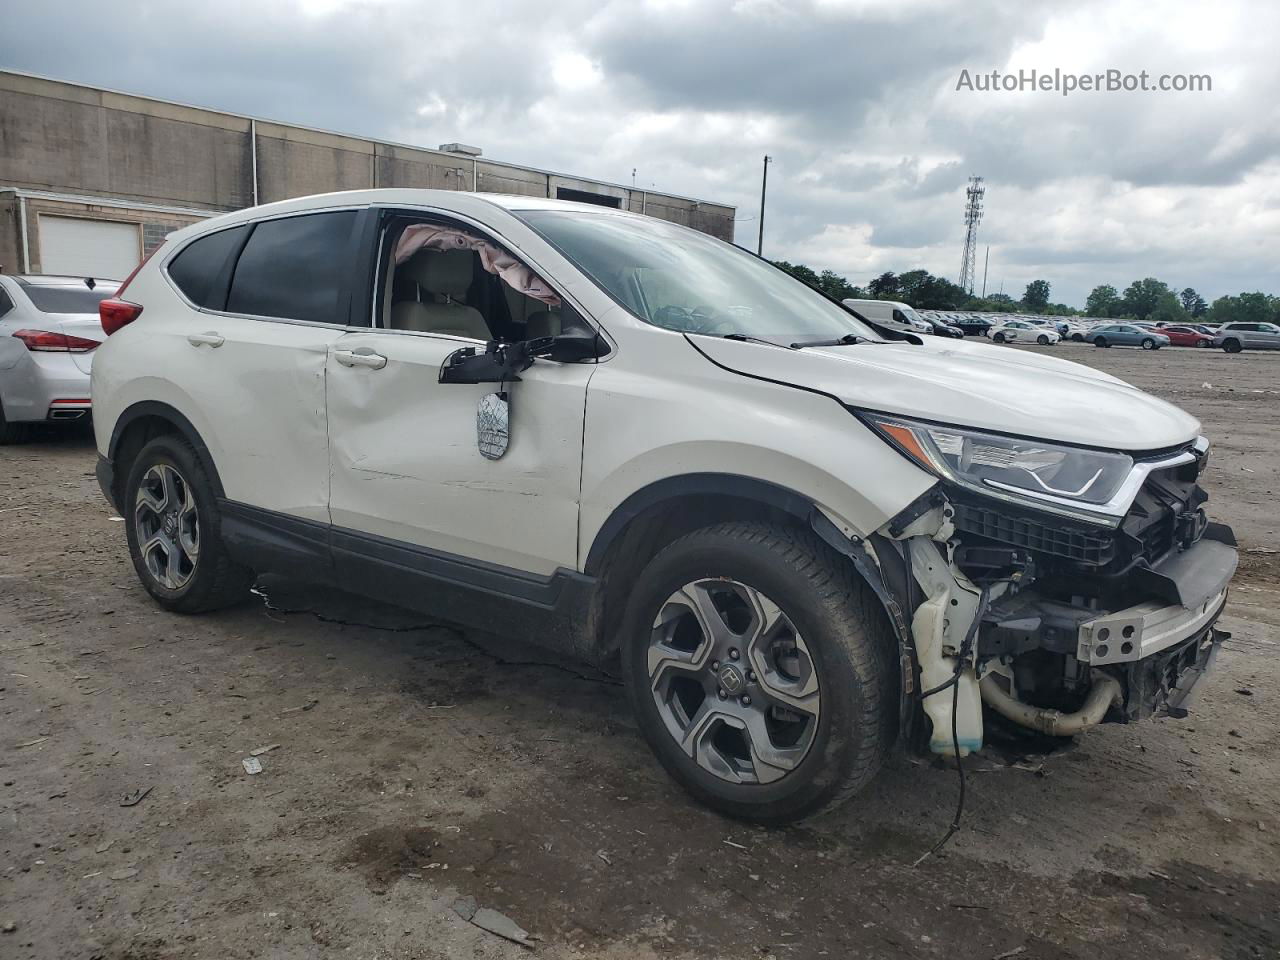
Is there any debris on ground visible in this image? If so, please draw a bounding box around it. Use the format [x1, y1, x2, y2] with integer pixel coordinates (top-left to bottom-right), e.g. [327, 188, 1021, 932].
[993, 948, 1027, 960]
[119, 786, 153, 807]
[281, 699, 319, 714]
[451, 897, 533, 948]
[14, 737, 49, 749]
[596, 850, 612, 865]
[242, 757, 264, 775]
[249, 743, 282, 757]
[108, 868, 139, 881]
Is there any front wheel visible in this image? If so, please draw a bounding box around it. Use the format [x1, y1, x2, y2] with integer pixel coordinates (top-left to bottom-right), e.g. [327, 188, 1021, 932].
[1195, 339, 1210, 348]
[1037, 334, 1050, 345]
[1094, 336, 1109, 348]
[123, 436, 254, 613]
[622, 522, 894, 824]
[1141, 337, 1156, 350]
[993, 332, 1006, 343]
[1071, 333, 1084, 342]
[1223, 339, 1243, 354]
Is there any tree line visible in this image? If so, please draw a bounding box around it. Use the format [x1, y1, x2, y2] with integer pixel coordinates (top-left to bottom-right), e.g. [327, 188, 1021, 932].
[771, 260, 1280, 326]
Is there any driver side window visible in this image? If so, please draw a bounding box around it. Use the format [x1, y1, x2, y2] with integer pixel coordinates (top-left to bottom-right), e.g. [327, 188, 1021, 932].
[376, 215, 568, 342]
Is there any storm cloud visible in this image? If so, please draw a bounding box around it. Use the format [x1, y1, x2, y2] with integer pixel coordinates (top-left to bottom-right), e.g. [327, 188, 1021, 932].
[2, 0, 1276, 305]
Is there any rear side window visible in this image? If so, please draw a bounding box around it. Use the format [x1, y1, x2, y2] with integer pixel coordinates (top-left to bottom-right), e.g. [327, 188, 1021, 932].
[167, 225, 249, 310]
[0, 287, 12, 318]
[227, 211, 358, 325]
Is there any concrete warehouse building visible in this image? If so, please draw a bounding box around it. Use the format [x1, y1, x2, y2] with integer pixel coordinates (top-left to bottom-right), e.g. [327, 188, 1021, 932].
[0, 70, 736, 280]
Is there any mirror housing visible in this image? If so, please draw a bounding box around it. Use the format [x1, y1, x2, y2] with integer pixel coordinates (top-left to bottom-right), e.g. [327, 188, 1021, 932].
[439, 331, 610, 384]
[527, 330, 611, 363]
[439, 342, 531, 384]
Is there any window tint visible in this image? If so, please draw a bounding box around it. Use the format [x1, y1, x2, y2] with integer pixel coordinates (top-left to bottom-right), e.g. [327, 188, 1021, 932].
[0, 286, 12, 318]
[16, 283, 115, 314]
[227, 211, 358, 325]
[167, 225, 248, 309]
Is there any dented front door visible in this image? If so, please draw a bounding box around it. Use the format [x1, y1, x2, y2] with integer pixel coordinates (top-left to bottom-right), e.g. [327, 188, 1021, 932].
[324, 329, 592, 576]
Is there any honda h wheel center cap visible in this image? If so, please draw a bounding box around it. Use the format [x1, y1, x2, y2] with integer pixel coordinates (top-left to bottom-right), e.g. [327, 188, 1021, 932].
[717, 662, 746, 695]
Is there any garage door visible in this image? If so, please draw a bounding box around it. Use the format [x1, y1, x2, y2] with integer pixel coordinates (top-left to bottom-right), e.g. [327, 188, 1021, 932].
[38, 216, 142, 282]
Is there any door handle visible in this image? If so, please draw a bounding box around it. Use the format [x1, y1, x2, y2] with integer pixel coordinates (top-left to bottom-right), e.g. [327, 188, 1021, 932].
[187, 332, 225, 348]
[334, 349, 387, 370]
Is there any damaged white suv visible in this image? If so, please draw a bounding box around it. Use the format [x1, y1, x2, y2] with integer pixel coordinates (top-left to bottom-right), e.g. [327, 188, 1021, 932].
[91, 190, 1237, 823]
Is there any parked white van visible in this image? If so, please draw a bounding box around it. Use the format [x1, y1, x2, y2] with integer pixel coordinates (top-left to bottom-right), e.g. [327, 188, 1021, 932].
[842, 298, 932, 335]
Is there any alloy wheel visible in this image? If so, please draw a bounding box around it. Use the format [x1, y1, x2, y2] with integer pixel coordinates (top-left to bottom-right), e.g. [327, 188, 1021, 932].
[134, 463, 199, 590]
[647, 579, 820, 785]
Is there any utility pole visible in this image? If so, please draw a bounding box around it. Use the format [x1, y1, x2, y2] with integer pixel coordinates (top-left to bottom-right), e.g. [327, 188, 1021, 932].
[959, 176, 985, 294]
[757, 155, 771, 256]
[981, 245, 990, 298]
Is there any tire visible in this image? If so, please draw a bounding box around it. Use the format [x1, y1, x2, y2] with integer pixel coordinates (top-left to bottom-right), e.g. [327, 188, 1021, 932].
[1094, 336, 1108, 348]
[1036, 334, 1050, 345]
[0, 399, 31, 445]
[1223, 338, 1243, 354]
[1141, 338, 1156, 350]
[123, 435, 254, 613]
[1195, 339, 1209, 348]
[1071, 333, 1084, 342]
[621, 521, 895, 824]
[993, 332, 1006, 343]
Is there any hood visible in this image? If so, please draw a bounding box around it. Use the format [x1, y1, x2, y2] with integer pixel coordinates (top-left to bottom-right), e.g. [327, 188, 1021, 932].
[691, 334, 1200, 452]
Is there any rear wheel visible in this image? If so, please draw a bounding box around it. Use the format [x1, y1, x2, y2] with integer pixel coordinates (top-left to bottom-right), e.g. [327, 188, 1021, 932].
[993, 332, 1006, 343]
[0, 399, 31, 445]
[123, 436, 253, 613]
[1094, 336, 1109, 348]
[1223, 338, 1243, 354]
[622, 522, 894, 823]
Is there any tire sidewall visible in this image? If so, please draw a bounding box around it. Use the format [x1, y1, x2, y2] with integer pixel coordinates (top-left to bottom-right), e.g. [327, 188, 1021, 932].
[621, 530, 882, 822]
[123, 436, 224, 609]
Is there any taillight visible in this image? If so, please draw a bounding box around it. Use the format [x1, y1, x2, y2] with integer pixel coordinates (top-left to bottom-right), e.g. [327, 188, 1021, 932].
[99, 300, 144, 335]
[12, 329, 102, 353]
[99, 246, 158, 335]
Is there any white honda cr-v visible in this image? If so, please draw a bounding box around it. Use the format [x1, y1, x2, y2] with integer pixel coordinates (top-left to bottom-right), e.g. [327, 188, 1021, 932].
[91, 190, 1236, 823]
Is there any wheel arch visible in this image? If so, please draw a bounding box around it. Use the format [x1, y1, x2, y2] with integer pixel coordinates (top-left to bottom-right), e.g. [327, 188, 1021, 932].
[105, 401, 225, 509]
[582, 474, 909, 672]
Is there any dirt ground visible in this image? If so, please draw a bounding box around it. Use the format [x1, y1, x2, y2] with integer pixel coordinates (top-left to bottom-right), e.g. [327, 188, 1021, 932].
[2, 342, 1278, 960]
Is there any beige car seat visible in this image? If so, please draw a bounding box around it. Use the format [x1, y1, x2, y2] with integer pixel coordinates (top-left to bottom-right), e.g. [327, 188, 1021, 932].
[390, 249, 490, 339]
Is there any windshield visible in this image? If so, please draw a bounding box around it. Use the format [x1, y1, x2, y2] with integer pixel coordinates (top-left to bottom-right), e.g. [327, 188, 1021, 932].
[520, 210, 878, 341]
[19, 283, 116, 314]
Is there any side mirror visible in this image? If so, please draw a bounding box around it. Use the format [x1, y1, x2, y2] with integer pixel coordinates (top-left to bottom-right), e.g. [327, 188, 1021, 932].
[527, 330, 611, 363]
[439, 342, 531, 385]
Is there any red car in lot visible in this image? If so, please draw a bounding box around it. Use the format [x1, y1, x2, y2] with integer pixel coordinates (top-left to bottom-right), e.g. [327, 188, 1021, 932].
[1159, 324, 1214, 348]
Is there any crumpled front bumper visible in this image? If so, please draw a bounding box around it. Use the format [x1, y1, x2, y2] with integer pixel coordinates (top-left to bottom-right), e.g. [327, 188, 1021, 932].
[1121, 621, 1228, 721]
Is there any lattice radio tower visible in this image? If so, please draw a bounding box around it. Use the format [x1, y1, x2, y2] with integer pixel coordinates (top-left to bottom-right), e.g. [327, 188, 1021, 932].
[959, 176, 985, 295]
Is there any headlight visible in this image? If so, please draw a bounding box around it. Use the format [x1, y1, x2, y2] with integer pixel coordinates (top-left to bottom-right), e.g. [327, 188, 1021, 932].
[859, 412, 1135, 524]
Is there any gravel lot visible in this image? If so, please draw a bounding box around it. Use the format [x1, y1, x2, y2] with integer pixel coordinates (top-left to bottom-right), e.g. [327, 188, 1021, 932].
[2, 342, 1277, 960]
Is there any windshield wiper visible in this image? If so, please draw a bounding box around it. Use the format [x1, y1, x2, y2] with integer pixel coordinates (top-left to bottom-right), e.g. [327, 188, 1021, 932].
[721, 333, 797, 349]
[789, 334, 869, 349]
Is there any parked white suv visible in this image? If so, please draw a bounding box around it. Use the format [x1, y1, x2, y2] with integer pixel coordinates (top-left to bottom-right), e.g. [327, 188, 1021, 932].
[92, 190, 1237, 823]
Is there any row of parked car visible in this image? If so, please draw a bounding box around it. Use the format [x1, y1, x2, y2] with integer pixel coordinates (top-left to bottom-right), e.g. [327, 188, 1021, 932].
[914, 308, 1280, 353]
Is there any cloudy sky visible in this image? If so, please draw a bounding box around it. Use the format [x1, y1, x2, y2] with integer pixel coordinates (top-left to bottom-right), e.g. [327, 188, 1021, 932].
[3, 0, 1277, 306]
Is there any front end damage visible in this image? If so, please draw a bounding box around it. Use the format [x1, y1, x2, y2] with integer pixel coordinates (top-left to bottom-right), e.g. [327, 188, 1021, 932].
[862, 437, 1236, 756]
